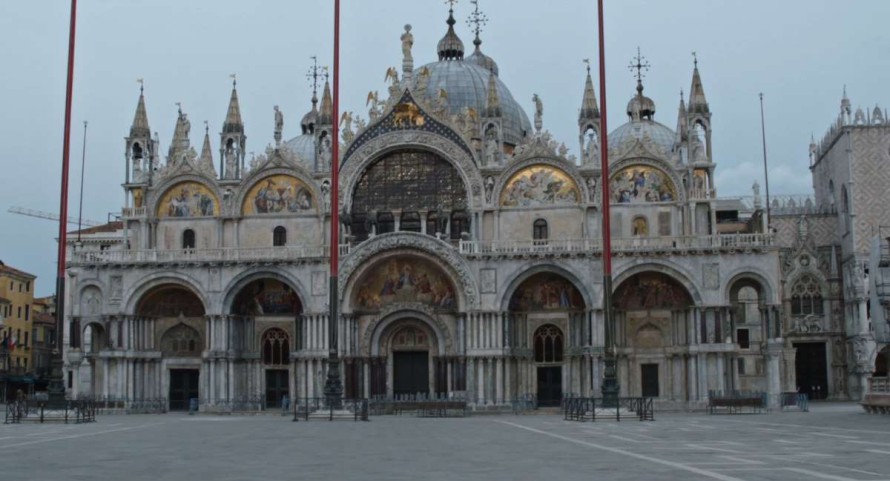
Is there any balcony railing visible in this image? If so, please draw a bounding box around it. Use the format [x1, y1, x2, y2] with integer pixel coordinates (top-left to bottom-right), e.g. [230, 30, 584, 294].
[68, 233, 773, 266]
[121, 206, 148, 218]
[459, 233, 773, 256]
[870, 377, 890, 393]
[69, 245, 330, 266]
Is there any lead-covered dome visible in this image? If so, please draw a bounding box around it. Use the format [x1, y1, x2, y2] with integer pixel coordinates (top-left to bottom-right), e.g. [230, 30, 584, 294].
[415, 61, 530, 145]
[284, 134, 316, 165]
[608, 119, 676, 154]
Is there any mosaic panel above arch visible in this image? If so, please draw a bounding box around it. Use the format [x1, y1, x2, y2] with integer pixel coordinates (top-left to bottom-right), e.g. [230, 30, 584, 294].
[613, 272, 692, 310]
[508, 272, 585, 311]
[500, 165, 580, 207]
[156, 181, 219, 218]
[232, 278, 303, 316]
[242, 174, 314, 215]
[352, 256, 457, 312]
[136, 285, 205, 317]
[609, 165, 677, 204]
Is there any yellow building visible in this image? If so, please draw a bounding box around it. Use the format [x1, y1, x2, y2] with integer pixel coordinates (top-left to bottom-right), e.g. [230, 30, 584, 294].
[0, 260, 37, 399]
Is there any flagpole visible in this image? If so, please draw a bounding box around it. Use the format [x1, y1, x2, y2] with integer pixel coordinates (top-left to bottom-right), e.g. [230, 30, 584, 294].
[759, 93, 771, 232]
[597, 0, 619, 405]
[51, 0, 78, 400]
[323, 0, 344, 407]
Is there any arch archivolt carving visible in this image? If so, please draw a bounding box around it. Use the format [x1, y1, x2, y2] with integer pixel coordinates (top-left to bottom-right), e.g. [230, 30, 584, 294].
[362, 303, 453, 357]
[339, 131, 484, 211]
[613, 260, 702, 304]
[220, 266, 309, 314]
[723, 267, 777, 305]
[784, 268, 829, 299]
[340, 232, 479, 311]
[495, 156, 589, 209]
[122, 273, 208, 315]
[498, 261, 594, 311]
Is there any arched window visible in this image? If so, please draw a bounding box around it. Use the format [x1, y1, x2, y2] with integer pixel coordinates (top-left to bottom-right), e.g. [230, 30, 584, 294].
[273, 226, 287, 246]
[533, 219, 548, 245]
[262, 328, 290, 365]
[735, 285, 761, 324]
[377, 212, 395, 234]
[828, 180, 835, 207]
[350, 150, 468, 241]
[450, 211, 469, 240]
[632, 216, 649, 237]
[842, 186, 851, 232]
[161, 324, 202, 357]
[791, 275, 824, 317]
[182, 229, 196, 249]
[534, 324, 563, 363]
[132, 142, 143, 160]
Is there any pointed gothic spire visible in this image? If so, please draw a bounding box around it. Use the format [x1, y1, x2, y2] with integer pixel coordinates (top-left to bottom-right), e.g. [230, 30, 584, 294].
[687, 54, 709, 115]
[578, 62, 599, 127]
[222, 75, 244, 134]
[168, 103, 192, 163]
[676, 90, 688, 141]
[319, 80, 333, 125]
[130, 83, 151, 138]
[485, 71, 501, 117]
[200, 121, 213, 165]
[437, 3, 464, 61]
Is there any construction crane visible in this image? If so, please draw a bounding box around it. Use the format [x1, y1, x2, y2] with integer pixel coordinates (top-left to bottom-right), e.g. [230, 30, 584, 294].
[8, 206, 105, 227]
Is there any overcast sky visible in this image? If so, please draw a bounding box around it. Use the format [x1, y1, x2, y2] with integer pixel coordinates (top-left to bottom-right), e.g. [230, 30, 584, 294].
[2, 0, 889, 296]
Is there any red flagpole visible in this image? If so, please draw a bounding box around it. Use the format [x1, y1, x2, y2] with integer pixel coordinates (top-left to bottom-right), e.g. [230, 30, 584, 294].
[54, 0, 77, 386]
[324, 0, 344, 404]
[597, 0, 619, 402]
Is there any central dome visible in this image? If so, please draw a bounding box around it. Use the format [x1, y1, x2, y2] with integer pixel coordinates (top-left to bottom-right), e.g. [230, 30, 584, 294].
[608, 119, 676, 155]
[415, 61, 531, 145]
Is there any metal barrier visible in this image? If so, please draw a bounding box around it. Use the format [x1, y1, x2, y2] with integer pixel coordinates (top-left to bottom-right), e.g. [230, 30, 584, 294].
[707, 390, 766, 414]
[4, 399, 97, 424]
[291, 398, 369, 422]
[563, 397, 655, 422]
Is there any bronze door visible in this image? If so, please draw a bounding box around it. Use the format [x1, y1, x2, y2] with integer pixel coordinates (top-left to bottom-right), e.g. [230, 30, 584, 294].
[265, 369, 289, 408]
[641, 363, 659, 398]
[794, 342, 828, 400]
[393, 351, 429, 396]
[169, 369, 199, 411]
[537, 366, 562, 407]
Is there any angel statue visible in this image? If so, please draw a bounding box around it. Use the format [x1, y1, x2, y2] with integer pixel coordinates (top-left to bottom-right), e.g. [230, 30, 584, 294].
[367, 91, 380, 121]
[340, 111, 355, 144]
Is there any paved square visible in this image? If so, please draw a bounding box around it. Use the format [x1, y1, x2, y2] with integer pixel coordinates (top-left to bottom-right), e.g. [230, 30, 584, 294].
[1, 403, 889, 481]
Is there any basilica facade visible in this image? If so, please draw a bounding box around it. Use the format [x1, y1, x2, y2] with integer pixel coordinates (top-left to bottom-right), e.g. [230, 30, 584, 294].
[62, 8, 885, 411]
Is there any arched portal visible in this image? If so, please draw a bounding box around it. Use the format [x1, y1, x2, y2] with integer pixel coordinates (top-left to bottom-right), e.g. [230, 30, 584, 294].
[135, 284, 205, 412]
[613, 272, 694, 398]
[261, 327, 291, 408]
[372, 318, 442, 399]
[508, 271, 585, 406]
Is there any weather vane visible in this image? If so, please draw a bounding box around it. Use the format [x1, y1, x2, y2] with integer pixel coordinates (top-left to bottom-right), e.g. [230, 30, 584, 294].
[628, 47, 650, 83]
[445, 0, 458, 11]
[204, 120, 209, 134]
[307, 56, 321, 97]
[583, 58, 591, 74]
[137, 78, 144, 93]
[692, 51, 698, 68]
[229, 73, 237, 87]
[175, 101, 182, 114]
[466, 0, 487, 40]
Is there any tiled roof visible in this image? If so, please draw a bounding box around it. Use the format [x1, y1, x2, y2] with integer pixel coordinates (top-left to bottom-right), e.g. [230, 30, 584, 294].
[0, 261, 36, 279]
[68, 221, 123, 235]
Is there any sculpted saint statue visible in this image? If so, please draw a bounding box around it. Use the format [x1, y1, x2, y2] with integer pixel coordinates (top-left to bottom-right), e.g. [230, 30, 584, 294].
[273, 105, 284, 144]
[401, 25, 414, 62]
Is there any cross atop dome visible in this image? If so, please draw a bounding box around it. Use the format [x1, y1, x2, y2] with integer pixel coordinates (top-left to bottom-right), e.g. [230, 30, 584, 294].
[467, 0, 488, 48]
[628, 47, 650, 90]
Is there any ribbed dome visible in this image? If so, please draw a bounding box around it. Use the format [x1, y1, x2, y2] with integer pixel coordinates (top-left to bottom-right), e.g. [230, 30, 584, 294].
[466, 46, 499, 76]
[627, 94, 656, 119]
[300, 108, 318, 134]
[608, 119, 676, 155]
[284, 134, 316, 165]
[414, 61, 530, 145]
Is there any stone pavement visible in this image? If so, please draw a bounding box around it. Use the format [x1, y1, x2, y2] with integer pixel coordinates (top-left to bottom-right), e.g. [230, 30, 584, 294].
[1, 403, 888, 481]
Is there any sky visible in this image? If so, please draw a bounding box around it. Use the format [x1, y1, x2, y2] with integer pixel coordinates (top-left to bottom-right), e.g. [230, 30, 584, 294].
[1, 0, 889, 296]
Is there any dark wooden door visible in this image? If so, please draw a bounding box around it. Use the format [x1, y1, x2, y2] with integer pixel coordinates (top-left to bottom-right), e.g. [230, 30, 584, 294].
[641, 363, 659, 398]
[794, 342, 828, 400]
[169, 369, 199, 411]
[265, 369, 289, 408]
[393, 351, 429, 397]
[537, 366, 562, 407]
